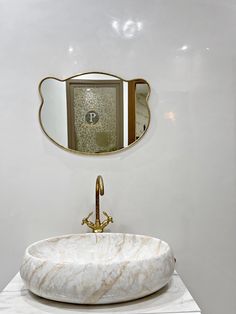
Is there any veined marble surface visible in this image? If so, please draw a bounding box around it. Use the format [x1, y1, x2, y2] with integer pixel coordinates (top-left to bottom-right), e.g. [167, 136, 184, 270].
[20, 233, 175, 304]
[0, 272, 201, 314]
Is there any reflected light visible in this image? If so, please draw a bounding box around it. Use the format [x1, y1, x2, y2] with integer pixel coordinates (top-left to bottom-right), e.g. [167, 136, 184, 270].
[136, 22, 143, 31]
[180, 45, 188, 51]
[112, 20, 119, 31]
[165, 112, 176, 122]
[112, 19, 143, 38]
[68, 46, 74, 53]
[67, 44, 80, 66]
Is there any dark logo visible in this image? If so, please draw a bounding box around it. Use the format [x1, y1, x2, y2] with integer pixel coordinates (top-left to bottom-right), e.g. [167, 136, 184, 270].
[85, 111, 99, 124]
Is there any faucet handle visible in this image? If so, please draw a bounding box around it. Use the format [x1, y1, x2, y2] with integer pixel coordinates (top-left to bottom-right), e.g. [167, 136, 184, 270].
[103, 211, 113, 223]
[81, 211, 93, 225]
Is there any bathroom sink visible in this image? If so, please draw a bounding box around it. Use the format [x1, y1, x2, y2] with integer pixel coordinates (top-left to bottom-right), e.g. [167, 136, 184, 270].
[20, 233, 175, 304]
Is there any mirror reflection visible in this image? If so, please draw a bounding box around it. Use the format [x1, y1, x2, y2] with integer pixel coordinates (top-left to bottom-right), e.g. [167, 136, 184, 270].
[39, 72, 150, 154]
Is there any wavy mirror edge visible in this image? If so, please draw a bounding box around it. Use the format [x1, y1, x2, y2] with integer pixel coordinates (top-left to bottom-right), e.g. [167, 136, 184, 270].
[38, 71, 151, 156]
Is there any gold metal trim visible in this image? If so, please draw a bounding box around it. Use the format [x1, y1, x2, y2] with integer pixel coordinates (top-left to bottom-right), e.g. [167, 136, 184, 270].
[81, 175, 113, 233]
[38, 71, 151, 156]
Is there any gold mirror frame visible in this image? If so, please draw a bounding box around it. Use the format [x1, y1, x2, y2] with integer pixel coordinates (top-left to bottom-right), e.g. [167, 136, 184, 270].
[38, 71, 151, 156]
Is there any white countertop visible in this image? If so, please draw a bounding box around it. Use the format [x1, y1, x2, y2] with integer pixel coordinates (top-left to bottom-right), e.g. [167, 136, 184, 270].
[0, 272, 201, 314]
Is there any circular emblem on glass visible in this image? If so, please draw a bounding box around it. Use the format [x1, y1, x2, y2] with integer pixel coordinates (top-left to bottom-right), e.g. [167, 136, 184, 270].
[85, 110, 99, 124]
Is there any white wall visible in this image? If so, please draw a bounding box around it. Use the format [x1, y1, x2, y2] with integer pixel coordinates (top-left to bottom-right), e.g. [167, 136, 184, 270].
[0, 1, 235, 314]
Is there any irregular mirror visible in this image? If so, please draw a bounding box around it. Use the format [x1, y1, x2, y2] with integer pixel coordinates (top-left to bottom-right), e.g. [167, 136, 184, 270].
[39, 72, 150, 155]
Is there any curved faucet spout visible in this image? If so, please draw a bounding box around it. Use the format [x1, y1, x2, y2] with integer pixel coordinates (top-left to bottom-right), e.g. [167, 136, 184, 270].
[96, 175, 104, 195]
[96, 175, 104, 223]
[82, 175, 113, 233]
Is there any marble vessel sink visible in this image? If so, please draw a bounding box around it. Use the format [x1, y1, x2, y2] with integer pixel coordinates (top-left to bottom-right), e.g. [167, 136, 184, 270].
[20, 233, 175, 304]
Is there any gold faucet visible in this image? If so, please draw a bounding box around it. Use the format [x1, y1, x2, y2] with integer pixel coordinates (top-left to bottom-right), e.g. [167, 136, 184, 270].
[81, 175, 113, 233]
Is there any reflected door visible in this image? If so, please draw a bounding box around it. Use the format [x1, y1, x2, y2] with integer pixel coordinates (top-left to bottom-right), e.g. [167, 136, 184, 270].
[66, 80, 123, 153]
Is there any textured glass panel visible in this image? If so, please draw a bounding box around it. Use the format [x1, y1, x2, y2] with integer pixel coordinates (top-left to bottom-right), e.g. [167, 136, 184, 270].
[73, 86, 118, 153]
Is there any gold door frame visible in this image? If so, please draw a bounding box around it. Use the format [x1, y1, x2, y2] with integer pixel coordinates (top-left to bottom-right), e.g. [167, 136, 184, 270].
[128, 79, 149, 144]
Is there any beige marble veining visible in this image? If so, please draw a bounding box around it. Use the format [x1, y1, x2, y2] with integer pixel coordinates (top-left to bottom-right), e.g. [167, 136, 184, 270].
[20, 233, 175, 304]
[0, 272, 201, 314]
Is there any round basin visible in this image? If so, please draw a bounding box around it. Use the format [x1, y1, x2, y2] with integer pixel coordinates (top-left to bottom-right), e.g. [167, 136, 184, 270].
[20, 233, 175, 304]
